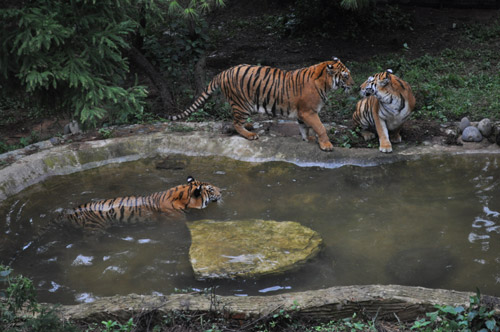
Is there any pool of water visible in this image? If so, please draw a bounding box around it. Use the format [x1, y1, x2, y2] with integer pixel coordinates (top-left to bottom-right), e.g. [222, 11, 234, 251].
[1, 154, 499, 304]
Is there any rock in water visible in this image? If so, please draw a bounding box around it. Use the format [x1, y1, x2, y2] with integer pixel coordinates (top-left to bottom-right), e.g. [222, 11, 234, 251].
[187, 219, 323, 279]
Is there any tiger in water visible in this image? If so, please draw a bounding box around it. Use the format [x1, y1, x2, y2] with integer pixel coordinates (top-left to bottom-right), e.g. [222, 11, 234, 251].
[353, 69, 416, 153]
[65, 176, 221, 231]
[169, 57, 354, 151]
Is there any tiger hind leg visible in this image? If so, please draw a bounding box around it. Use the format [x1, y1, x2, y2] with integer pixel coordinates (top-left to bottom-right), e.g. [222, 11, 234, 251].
[390, 128, 402, 143]
[297, 119, 316, 142]
[231, 104, 258, 140]
[360, 129, 376, 141]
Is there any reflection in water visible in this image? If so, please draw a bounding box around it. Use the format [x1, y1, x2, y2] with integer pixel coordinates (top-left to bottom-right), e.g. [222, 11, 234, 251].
[0, 154, 499, 304]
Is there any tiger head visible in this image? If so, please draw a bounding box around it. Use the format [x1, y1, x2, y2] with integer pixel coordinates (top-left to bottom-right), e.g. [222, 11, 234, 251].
[325, 57, 354, 93]
[360, 69, 395, 101]
[184, 176, 222, 209]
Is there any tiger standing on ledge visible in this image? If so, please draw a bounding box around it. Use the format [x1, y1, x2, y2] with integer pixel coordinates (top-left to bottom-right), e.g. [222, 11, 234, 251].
[65, 177, 221, 232]
[169, 57, 355, 152]
[353, 69, 416, 153]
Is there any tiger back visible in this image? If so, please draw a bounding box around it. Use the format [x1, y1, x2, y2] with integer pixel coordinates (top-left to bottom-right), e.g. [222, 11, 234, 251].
[169, 57, 354, 152]
[353, 69, 416, 153]
[65, 176, 221, 232]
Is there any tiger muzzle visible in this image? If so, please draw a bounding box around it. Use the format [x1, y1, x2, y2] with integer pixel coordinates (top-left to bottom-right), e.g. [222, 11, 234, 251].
[364, 87, 374, 96]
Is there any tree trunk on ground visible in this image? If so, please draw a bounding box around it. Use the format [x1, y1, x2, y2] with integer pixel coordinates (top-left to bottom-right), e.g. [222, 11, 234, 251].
[52, 285, 500, 325]
[128, 46, 176, 113]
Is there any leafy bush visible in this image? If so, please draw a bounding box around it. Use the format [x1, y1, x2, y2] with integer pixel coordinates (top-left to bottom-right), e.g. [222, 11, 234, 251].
[411, 290, 499, 331]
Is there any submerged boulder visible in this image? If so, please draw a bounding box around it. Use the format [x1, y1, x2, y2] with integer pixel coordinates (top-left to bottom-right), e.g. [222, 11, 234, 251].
[187, 219, 323, 279]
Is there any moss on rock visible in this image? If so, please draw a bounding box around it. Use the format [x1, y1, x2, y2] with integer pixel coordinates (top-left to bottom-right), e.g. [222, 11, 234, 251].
[187, 219, 323, 279]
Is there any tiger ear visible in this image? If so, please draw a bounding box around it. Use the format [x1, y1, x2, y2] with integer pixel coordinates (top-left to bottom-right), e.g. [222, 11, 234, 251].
[193, 185, 202, 197]
[187, 176, 195, 183]
[332, 56, 339, 62]
[380, 77, 390, 87]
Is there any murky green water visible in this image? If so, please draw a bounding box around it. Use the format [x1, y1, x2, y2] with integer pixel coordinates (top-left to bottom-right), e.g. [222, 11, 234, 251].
[1, 154, 499, 304]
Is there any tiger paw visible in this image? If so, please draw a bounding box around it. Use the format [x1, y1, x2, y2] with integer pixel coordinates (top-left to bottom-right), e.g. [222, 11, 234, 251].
[379, 144, 393, 153]
[390, 134, 402, 143]
[319, 141, 334, 151]
[361, 131, 376, 141]
[245, 132, 259, 140]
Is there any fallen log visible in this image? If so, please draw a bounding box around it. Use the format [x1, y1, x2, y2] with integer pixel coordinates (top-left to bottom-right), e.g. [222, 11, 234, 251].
[53, 285, 500, 324]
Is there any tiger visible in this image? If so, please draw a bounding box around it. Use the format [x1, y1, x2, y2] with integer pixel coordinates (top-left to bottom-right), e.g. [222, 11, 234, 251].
[65, 176, 221, 231]
[169, 57, 354, 151]
[352, 69, 416, 153]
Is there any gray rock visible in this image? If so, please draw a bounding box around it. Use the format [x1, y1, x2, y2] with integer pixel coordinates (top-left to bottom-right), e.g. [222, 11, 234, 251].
[63, 124, 71, 135]
[478, 118, 492, 137]
[187, 219, 323, 279]
[49, 137, 61, 145]
[459, 117, 471, 133]
[461, 126, 483, 142]
[68, 120, 82, 135]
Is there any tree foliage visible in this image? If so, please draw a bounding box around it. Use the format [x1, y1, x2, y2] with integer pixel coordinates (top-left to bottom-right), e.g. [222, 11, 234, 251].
[0, 0, 224, 126]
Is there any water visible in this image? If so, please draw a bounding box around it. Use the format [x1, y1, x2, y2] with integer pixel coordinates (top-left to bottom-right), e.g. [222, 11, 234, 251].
[1, 154, 499, 304]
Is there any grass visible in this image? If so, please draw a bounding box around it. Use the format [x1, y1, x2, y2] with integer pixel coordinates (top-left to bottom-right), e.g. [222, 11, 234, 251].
[326, 19, 500, 125]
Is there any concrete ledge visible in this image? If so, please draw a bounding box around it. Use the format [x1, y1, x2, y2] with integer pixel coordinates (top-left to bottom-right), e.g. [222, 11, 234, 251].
[2, 121, 499, 202]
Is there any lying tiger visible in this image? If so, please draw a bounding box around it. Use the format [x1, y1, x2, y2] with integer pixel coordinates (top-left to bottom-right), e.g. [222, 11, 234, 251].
[352, 69, 416, 153]
[65, 176, 221, 231]
[169, 57, 355, 152]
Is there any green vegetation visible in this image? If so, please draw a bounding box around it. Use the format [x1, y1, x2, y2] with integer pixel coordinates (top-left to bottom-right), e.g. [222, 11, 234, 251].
[1, 265, 498, 331]
[410, 290, 499, 332]
[0, 0, 149, 126]
[0, 0, 224, 129]
[1, 1, 499, 152]
[0, 265, 78, 331]
[326, 19, 500, 125]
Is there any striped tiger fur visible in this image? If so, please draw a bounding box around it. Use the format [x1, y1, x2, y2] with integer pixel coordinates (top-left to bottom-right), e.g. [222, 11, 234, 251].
[353, 69, 416, 153]
[169, 57, 354, 151]
[65, 176, 221, 231]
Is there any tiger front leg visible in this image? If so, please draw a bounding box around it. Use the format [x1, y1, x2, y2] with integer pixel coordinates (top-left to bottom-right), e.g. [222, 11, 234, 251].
[299, 110, 333, 151]
[372, 108, 392, 153]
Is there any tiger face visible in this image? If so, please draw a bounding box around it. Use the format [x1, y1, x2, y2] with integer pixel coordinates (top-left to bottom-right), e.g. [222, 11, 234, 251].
[186, 176, 222, 209]
[327, 57, 355, 92]
[360, 69, 395, 102]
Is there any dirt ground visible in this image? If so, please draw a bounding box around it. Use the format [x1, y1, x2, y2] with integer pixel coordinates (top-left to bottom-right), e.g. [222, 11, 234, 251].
[1, 4, 498, 149]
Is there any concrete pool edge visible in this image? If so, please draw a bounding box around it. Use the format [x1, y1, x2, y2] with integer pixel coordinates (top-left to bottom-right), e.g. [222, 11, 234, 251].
[52, 284, 499, 324]
[1, 121, 500, 202]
